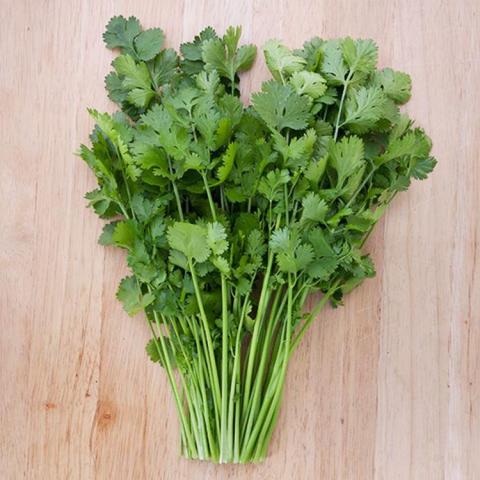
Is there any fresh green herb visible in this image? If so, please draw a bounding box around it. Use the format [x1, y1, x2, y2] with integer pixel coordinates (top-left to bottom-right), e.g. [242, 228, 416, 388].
[79, 16, 436, 464]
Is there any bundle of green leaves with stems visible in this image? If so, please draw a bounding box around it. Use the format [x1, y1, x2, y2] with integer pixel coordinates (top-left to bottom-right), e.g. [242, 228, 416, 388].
[79, 16, 436, 463]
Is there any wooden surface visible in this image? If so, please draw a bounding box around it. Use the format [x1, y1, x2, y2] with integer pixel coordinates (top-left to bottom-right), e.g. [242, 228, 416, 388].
[1, 0, 479, 478]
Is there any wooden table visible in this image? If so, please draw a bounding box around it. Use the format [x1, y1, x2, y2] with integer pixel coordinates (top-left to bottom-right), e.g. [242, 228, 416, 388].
[2, 1, 479, 478]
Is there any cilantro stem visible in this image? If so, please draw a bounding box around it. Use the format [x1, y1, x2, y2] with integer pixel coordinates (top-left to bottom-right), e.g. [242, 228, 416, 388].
[202, 173, 217, 221]
[241, 275, 293, 461]
[168, 157, 184, 221]
[241, 288, 282, 443]
[190, 314, 219, 458]
[200, 170, 232, 461]
[334, 71, 354, 141]
[242, 245, 274, 419]
[146, 311, 196, 455]
[220, 274, 230, 462]
[188, 258, 222, 431]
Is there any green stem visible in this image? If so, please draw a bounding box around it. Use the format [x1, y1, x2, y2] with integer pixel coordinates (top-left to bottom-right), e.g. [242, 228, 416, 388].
[188, 258, 222, 428]
[241, 275, 293, 461]
[167, 317, 207, 458]
[333, 71, 354, 141]
[190, 315, 219, 459]
[242, 249, 274, 419]
[241, 288, 282, 444]
[200, 170, 231, 461]
[228, 289, 249, 462]
[202, 173, 217, 221]
[220, 275, 230, 462]
[147, 312, 196, 455]
[167, 157, 184, 221]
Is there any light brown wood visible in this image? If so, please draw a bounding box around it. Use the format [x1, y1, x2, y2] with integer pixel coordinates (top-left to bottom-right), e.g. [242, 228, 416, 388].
[1, 0, 479, 478]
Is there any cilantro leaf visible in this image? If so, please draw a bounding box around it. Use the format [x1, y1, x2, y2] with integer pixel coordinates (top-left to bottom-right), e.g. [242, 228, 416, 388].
[252, 81, 312, 131]
[410, 156, 437, 180]
[216, 143, 237, 183]
[98, 221, 117, 246]
[374, 68, 412, 104]
[300, 192, 328, 223]
[341, 85, 386, 133]
[263, 40, 306, 81]
[321, 40, 348, 85]
[167, 222, 210, 262]
[202, 26, 256, 85]
[134, 28, 165, 61]
[116, 276, 155, 316]
[112, 54, 155, 108]
[290, 71, 327, 99]
[342, 38, 378, 75]
[180, 27, 218, 74]
[103, 16, 141, 55]
[329, 135, 365, 187]
[207, 222, 228, 255]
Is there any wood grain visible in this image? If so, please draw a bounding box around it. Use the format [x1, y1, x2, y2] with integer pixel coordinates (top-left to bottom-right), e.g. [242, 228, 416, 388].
[1, 0, 479, 478]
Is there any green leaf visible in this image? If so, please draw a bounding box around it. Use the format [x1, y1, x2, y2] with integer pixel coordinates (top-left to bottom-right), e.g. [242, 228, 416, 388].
[146, 337, 161, 362]
[202, 26, 256, 82]
[112, 220, 136, 249]
[151, 48, 179, 86]
[207, 222, 228, 255]
[329, 135, 365, 187]
[410, 156, 437, 180]
[304, 155, 327, 185]
[127, 88, 155, 107]
[300, 192, 328, 223]
[252, 81, 312, 131]
[127, 240, 160, 283]
[270, 227, 293, 252]
[116, 276, 155, 316]
[167, 222, 210, 262]
[247, 230, 266, 257]
[272, 128, 317, 169]
[258, 169, 290, 201]
[295, 36, 324, 72]
[98, 222, 118, 246]
[374, 68, 412, 104]
[134, 28, 165, 61]
[342, 86, 386, 133]
[105, 72, 128, 104]
[103, 16, 141, 55]
[294, 244, 315, 270]
[88, 109, 141, 180]
[113, 54, 152, 90]
[146, 337, 177, 368]
[290, 71, 327, 99]
[216, 143, 237, 183]
[235, 44, 257, 72]
[263, 40, 306, 81]
[342, 38, 378, 75]
[212, 256, 230, 275]
[111, 54, 155, 108]
[308, 228, 335, 257]
[180, 26, 218, 74]
[321, 40, 348, 85]
[307, 256, 338, 280]
[276, 242, 314, 273]
[377, 129, 432, 166]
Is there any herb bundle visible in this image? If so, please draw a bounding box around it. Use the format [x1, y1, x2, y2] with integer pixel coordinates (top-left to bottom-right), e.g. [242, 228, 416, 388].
[79, 16, 436, 463]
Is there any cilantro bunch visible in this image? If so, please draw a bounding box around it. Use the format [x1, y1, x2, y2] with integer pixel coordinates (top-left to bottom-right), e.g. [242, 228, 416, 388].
[79, 16, 436, 464]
